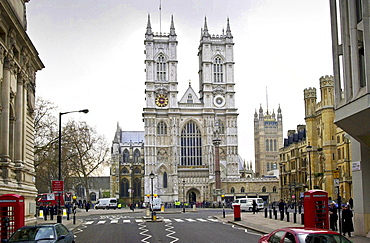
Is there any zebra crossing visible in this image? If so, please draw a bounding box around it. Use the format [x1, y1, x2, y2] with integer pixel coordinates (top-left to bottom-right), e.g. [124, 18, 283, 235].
[83, 217, 219, 225]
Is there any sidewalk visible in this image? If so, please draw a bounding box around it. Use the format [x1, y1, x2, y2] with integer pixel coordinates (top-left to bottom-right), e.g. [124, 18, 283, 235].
[216, 211, 370, 243]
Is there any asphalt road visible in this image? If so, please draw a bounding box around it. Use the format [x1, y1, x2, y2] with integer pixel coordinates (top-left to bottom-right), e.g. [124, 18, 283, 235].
[73, 209, 261, 242]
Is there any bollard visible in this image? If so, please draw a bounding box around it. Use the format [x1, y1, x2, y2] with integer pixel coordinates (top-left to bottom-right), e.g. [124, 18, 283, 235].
[280, 211, 284, 221]
[269, 209, 272, 219]
[50, 211, 53, 221]
[223, 207, 225, 218]
[274, 209, 277, 220]
[73, 215, 76, 225]
[286, 212, 290, 222]
[293, 212, 297, 223]
[301, 213, 304, 225]
[67, 211, 70, 221]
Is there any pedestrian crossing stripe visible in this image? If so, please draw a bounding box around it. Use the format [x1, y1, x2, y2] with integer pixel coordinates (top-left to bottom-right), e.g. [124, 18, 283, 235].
[83, 218, 219, 225]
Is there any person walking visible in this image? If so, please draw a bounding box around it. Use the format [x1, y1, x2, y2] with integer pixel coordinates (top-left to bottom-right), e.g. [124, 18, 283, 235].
[329, 203, 338, 231]
[278, 199, 285, 220]
[252, 200, 258, 214]
[348, 197, 354, 209]
[342, 205, 354, 237]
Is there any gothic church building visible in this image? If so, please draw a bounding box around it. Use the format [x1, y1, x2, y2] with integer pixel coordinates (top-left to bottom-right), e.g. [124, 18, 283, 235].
[142, 14, 241, 203]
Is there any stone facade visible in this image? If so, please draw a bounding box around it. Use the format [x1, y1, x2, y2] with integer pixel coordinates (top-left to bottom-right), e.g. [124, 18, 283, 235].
[0, 1, 44, 224]
[329, 0, 370, 236]
[142, 15, 241, 204]
[279, 76, 353, 204]
[254, 105, 283, 177]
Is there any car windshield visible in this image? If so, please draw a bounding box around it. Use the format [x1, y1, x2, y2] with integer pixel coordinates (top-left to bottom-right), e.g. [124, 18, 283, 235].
[9, 226, 55, 242]
[297, 233, 352, 243]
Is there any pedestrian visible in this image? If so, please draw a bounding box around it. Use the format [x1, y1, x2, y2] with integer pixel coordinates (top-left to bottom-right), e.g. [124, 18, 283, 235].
[348, 197, 354, 209]
[43, 206, 49, 221]
[85, 202, 90, 212]
[252, 200, 258, 214]
[329, 203, 338, 231]
[278, 199, 285, 220]
[130, 203, 134, 212]
[342, 205, 354, 237]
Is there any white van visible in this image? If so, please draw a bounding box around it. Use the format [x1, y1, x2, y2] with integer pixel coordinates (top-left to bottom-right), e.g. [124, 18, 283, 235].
[232, 198, 264, 212]
[95, 198, 118, 210]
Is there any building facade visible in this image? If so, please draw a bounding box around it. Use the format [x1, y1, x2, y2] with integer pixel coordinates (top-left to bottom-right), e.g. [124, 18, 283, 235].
[329, 0, 370, 236]
[279, 76, 352, 205]
[142, 15, 241, 203]
[110, 126, 144, 205]
[0, 1, 44, 224]
[254, 105, 283, 177]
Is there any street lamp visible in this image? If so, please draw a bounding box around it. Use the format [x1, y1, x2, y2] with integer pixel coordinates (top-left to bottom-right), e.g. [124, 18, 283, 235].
[306, 144, 313, 190]
[57, 109, 89, 223]
[149, 172, 154, 220]
[183, 180, 185, 213]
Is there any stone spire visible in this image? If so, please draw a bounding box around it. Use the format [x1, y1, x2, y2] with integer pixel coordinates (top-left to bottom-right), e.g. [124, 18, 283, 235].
[226, 17, 232, 38]
[146, 13, 153, 35]
[202, 16, 210, 37]
[170, 15, 176, 36]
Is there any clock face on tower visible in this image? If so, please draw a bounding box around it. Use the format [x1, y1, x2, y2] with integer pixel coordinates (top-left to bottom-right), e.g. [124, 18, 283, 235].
[213, 95, 225, 107]
[155, 94, 169, 107]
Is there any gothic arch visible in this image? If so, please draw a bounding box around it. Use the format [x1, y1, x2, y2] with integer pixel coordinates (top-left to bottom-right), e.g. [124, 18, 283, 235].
[187, 188, 200, 203]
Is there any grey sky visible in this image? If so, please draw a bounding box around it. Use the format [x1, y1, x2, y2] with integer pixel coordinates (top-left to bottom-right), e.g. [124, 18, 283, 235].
[26, 0, 333, 171]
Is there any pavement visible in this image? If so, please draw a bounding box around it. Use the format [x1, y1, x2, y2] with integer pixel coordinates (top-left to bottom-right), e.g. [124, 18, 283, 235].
[36, 207, 370, 243]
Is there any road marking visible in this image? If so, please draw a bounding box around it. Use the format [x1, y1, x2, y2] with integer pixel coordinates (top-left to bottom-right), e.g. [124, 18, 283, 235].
[84, 221, 94, 225]
[185, 219, 196, 222]
[163, 219, 172, 223]
[174, 219, 184, 222]
[197, 218, 208, 222]
[208, 219, 219, 222]
[97, 220, 106, 224]
[135, 219, 143, 223]
[111, 219, 118, 224]
[123, 219, 131, 223]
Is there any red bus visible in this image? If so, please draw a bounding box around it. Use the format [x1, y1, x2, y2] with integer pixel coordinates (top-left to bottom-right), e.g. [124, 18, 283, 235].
[36, 193, 65, 207]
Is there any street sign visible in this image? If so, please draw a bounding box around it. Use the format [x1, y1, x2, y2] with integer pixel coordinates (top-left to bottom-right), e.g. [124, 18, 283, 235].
[334, 179, 339, 186]
[52, 180, 64, 193]
[333, 170, 339, 179]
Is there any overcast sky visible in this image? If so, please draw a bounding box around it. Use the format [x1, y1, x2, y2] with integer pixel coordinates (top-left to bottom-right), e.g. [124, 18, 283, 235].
[26, 0, 333, 173]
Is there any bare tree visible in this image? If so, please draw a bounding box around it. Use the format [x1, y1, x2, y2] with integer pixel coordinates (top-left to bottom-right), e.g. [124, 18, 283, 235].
[62, 120, 110, 199]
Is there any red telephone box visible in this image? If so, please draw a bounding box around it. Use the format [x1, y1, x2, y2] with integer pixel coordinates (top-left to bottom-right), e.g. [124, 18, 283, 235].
[303, 190, 329, 229]
[0, 194, 25, 240]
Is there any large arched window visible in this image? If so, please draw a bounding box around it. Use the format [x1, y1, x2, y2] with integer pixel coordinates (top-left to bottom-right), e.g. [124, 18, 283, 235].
[157, 121, 167, 135]
[133, 178, 141, 197]
[213, 57, 223, 83]
[121, 178, 129, 197]
[163, 172, 168, 188]
[156, 55, 166, 81]
[123, 149, 129, 163]
[134, 149, 140, 162]
[181, 121, 202, 166]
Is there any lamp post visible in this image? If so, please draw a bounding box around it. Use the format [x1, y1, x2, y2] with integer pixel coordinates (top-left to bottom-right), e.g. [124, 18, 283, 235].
[306, 144, 313, 190]
[57, 109, 89, 223]
[149, 172, 154, 220]
[183, 180, 185, 213]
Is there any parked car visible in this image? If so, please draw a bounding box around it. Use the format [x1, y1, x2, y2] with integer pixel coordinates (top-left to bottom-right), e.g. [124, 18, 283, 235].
[231, 198, 264, 212]
[6, 223, 75, 243]
[258, 227, 351, 243]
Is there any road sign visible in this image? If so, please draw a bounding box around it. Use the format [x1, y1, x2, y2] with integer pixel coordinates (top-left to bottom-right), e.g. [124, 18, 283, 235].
[334, 179, 339, 186]
[52, 180, 64, 193]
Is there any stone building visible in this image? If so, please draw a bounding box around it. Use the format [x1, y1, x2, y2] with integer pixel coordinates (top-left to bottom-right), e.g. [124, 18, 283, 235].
[279, 76, 352, 203]
[329, 0, 370, 236]
[110, 127, 144, 205]
[142, 15, 242, 204]
[0, 1, 43, 224]
[254, 105, 283, 177]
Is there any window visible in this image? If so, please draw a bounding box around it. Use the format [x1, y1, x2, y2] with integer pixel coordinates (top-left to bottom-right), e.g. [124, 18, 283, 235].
[163, 172, 168, 188]
[262, 186, 266, 192]
[266, 140, 269, 151]
[181, 121, 202, 166]
[134, 149, 140, 162]
[122, 167, 129, 174]
[121, 178, 129, 197]
[187, 94, 193, 103]
[218, 119, 225, 134]
[273, 186, 277, 192]
[241, 187, 245, 193]
[274, 139, 277, 151]
[90, 192, 96, 202]
[230, 187, 235, 193]
[134, 178, 141, 197]
[156, 55, 166, 81]
[157, 121, 167, 135]
[123, 149, 129, 162]
[213, 57, 223, 83]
